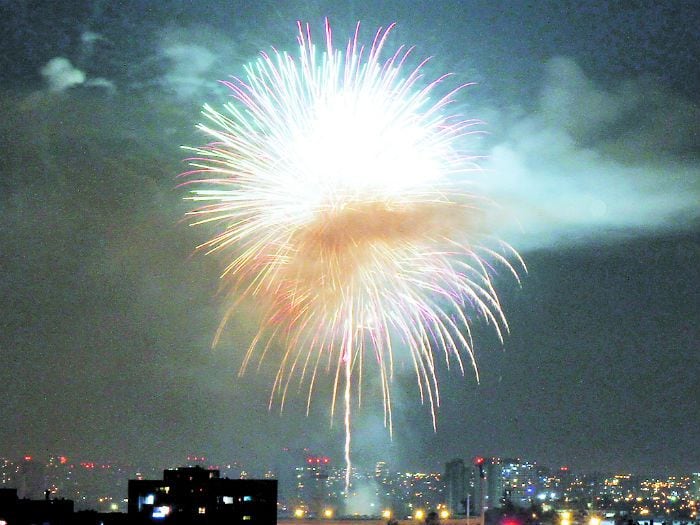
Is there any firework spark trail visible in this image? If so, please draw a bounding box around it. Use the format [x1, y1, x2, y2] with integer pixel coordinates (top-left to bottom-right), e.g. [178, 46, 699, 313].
[181, 19, 523, 493]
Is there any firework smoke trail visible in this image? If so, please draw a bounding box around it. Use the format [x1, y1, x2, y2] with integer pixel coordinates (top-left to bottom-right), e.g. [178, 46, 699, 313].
[181, 20, 522, 492]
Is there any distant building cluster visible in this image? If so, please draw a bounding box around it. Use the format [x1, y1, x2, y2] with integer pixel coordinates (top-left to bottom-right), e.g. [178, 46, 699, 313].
[443, 457, 700, 523]
[1, 454, 153, 513]
[0, 462, 275, 524]
[282, 455, 700, 522]
[0, 455, 267, 514]
[1, 452, 699, 522]
[288, 456, 444, 519]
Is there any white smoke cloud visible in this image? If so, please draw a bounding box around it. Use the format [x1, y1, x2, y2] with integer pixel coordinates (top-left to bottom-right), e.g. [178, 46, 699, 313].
[344, 477, 380, 516]
[160, 42, 217, 99]
[81, 30, 105, 45]
[40, 57, 86, 92]
[483, 56, 700, 251]
[79, 30, 106, 62]
[156, 25, 243, 100]
[40, 56, 115, 93]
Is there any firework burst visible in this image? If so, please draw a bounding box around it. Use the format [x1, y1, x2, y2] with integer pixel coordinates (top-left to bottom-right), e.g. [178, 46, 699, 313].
[181, 20, 522, 489]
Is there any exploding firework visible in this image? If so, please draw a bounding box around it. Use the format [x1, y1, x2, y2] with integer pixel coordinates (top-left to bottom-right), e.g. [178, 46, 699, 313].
[181, 20, 522, 489]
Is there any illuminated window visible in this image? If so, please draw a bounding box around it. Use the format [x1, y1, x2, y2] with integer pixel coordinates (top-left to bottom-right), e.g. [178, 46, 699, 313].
[243, 516, 252, 521]
[138, 493, 155, 510]
[152, 506, 171, 519]
[223, 496, 234, 504]
[198, 507, 206, 514]
[243, 495, 252, 502]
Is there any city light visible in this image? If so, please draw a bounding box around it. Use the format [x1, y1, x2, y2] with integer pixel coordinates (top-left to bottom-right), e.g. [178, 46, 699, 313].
[2, 452, 698, 521]
[152, 506, 171, 519]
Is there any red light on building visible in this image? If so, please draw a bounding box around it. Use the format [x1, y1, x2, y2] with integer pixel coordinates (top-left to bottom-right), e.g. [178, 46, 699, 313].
[503, 518, 523, 525]
[59, 456, 68, 465]
[305, 455, 330, 466]
[23, 455, 33, 461]
[473, 456, 486, 479]
[560, 466, 569, 472]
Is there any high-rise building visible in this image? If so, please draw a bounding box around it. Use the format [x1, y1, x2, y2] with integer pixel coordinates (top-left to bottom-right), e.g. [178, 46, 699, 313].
[500, 458, 537, 507]
[691, 473, 700, 500]
[294, 455, 334, 517]
[476, 457, 539, 510]
[16, 456, 46, 500]
[485, 457, 504, 510]
[128, 465, 276, 524]
[445, 459, 467, 515]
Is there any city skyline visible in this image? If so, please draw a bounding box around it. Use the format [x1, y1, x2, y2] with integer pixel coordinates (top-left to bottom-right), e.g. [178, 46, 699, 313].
[2, 450, 699, 519]
[3, 450, 699, 483]
[1, 0, 698, 478]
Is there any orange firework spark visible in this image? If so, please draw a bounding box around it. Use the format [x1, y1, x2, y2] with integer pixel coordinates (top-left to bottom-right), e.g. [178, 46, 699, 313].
[181, 20, 523, 490]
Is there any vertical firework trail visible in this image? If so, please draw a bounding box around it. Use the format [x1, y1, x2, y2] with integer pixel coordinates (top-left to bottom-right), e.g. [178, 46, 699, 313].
[181, 20, 522, 492]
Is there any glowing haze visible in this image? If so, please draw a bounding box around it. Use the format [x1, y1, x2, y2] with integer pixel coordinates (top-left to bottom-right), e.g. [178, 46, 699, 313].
[181, 20, 521, 488]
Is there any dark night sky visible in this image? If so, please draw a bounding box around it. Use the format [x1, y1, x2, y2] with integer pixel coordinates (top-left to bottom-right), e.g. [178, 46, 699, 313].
[0, 0, 698, 477]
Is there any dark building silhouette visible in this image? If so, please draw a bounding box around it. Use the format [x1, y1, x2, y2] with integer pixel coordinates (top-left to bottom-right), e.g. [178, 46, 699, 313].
[73, 510, 130, 524]
[128, 466, 276, 524]
[0, 487, 74, 525]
